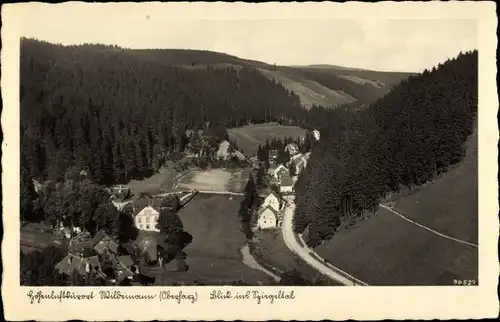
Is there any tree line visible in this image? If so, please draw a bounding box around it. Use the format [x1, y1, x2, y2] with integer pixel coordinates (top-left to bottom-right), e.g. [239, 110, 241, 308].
[293, 51, 478, 247]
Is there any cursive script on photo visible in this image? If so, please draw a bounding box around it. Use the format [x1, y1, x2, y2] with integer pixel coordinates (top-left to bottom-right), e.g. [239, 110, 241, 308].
[159, 290, 198, 304]
[27, 290, 96, 304]
[209, 289, 295, 304]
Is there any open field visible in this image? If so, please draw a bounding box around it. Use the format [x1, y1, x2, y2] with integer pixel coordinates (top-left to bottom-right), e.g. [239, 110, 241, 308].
[315, 206, 478, 285]
[114, 163, 179, 196]
[253, 230, 341, 285]
[227, 123, 308, 156]
[391, 131, 478, 244]
[176, 168, 251, 193]
[20, 223, 68, 254]
[146, 194, 272, 285]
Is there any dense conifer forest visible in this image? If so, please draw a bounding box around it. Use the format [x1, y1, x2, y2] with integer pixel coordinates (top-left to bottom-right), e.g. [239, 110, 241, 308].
[20, 38, 305, 185]
[293, 51, 478, 247]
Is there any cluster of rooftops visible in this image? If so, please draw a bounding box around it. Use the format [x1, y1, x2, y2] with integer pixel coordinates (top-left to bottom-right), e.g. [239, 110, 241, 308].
[54, 230, 141, 285]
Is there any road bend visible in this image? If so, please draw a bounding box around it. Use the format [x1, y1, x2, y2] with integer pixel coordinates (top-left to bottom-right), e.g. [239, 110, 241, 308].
[281, 199, 368, 286]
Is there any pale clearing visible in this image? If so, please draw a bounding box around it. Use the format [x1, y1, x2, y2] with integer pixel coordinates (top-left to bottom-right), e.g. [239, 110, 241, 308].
[176, 168, 250, 193]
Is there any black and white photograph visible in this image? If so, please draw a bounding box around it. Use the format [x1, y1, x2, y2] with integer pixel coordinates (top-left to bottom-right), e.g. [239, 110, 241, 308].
[2, 1, 498, 321]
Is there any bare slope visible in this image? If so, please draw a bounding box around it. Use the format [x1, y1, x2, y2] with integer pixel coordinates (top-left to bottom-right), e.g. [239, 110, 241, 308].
[257, 68, 356, 109]
[392, 130, 478, 244]
[121, 47, 414, 109]
[315, 130, 478, 285]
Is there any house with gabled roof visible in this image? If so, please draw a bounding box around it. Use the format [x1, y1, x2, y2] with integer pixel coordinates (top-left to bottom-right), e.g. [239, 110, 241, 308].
[260, 191, 285, 213]
[70, 230, 119, 256]
[114, 255, 135, 283]
[268, 164, 289, 180]
[92, 231, 120, 255]
[55, 253, 104, 277]
[257, 205, 282, 230]
[279, 172, 294, 194]
[132, 195, 180, 232]
[285, 143, 299, 155]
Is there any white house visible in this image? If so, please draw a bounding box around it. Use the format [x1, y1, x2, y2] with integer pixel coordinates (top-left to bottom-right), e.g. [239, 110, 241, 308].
[260, 191, 284, 212]
[312, 129, 320, 141]
[285, 143, 299, 155]
[268, 164, 289, 180]
[257, 205, 281, 229]
[135, 205, 160, 232]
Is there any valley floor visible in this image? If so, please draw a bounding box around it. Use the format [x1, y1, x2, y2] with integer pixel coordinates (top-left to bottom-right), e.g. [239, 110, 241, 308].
[145, 194, 273, 285]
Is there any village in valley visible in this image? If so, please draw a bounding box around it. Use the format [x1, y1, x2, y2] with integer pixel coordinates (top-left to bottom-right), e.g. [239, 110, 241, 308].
[21, 124, 321, 286]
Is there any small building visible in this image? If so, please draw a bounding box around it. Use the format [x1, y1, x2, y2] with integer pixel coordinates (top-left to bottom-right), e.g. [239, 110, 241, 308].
[79, 169, 88, 180]
[257, 205, 282, 230]
[114, 255, 135, 283]
[279, 173, 294, 194]
[285, 143, 299, 155]
[132, 194, 181, 232]
[135, 205, 160, 232]
[260, 191, 284, 212]
[55, 253, 103, 277]
[91, 231, 120, 255]
[269, 149, 278, 161]
[312, 129, 320, 141]
[268, 164, 289, 180]
[70, 230, 119, 256]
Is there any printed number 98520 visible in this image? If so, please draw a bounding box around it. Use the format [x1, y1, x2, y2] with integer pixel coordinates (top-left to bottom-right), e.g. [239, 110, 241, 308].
[454, 279, 476, 286]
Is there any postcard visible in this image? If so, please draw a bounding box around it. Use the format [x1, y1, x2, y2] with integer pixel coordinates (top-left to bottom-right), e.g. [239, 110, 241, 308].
[2, 1, 498, 320]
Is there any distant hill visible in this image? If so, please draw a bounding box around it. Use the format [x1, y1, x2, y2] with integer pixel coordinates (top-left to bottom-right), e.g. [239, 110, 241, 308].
[92, 45, 414, 109]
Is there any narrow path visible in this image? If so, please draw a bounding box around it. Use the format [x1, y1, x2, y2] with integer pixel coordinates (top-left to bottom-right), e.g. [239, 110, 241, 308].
[240, 244, 281, 282]
[379, 204, 478, 248]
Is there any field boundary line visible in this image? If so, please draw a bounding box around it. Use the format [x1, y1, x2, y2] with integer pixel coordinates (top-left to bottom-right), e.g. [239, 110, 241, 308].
[379, 204, 478, 248]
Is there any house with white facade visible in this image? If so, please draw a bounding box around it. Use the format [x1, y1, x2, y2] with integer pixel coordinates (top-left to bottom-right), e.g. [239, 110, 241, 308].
[257, 205, 281, 229]
[312, 129, 320, 141]
[268, 164, 289, 180]
[260, 191, 285, 212]
[285, 143, 299, 155]
[132, 193, 187, 232]
[135, 205, 160, 232]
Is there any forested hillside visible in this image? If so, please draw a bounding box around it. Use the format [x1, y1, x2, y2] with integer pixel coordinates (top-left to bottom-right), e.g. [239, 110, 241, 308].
[294, 51, 478, 247]
[20, 38, 304, 185]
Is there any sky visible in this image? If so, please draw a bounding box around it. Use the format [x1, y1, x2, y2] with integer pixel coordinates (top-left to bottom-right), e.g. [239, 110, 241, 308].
[16, 4, 478, 73]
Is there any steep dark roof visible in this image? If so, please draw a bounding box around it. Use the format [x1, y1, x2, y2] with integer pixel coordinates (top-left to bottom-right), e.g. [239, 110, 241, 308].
[269, 150, 278, 158]
[117, 255, 134, 268]
[90, 231, 119, 255]
[280, 173, 294, 186]
[55, 254, 102, 276]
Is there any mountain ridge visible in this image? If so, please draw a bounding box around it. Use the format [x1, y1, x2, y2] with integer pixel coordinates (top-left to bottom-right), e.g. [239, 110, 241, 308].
[22, 37, 415, 110]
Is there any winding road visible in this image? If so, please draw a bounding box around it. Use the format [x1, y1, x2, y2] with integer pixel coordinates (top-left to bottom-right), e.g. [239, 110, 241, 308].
[281, 151, 368, 286]
[281, 199, 368, 286]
